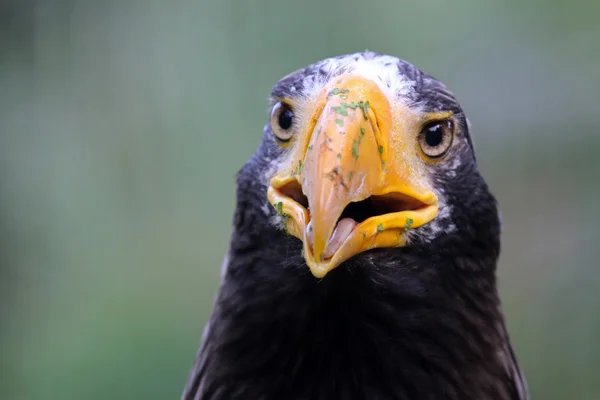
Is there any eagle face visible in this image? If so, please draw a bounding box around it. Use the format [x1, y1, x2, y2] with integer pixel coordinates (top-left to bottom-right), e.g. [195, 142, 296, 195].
[250, 52, 497, 278]
[185, 53, 528, 400]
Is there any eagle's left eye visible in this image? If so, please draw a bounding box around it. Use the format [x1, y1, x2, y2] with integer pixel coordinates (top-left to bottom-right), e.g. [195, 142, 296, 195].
[270, 102, 295, 142]
[418, 119, 454, 159]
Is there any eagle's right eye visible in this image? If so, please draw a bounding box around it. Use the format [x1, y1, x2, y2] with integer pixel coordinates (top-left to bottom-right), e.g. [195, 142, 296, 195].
[271, 102, 295, 142]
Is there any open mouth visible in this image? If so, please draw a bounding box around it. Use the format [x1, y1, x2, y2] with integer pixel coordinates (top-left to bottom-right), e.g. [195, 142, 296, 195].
[277, 180, 429, 260]
[279, 180, 427, 222]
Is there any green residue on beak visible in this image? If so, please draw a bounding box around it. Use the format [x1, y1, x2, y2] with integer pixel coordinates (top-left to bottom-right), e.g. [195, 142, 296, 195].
[357, 100, 370, 119]
[377, 224, 384, 232]
[329, 88, 350, 97]
[404, 218, 414, 231]
[291, 159, 304, 178]
[275, 201, 290, 233]
[334, 105, 348, 116]
[352, 139, 359, 160]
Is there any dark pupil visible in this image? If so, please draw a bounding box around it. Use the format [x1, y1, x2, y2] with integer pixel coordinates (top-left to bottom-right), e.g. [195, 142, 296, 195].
[425, 124, 443, 147]
[278, 109, 293, 130]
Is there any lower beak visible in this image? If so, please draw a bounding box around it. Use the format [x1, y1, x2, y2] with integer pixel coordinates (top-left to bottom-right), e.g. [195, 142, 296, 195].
[268, 74, 438, 278]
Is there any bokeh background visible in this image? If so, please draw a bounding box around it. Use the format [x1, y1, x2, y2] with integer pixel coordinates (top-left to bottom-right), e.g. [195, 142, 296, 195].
[1, 1, 599, 399]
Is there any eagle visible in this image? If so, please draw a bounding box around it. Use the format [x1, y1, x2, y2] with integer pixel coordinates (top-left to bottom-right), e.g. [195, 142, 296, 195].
[182, 52, 529, 400]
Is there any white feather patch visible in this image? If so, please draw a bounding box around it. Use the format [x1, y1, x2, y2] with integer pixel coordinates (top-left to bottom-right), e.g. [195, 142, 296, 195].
[300, 52, 417, 106]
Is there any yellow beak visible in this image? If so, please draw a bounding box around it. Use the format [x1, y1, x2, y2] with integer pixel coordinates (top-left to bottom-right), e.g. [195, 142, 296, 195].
[268, 75, 438, 278]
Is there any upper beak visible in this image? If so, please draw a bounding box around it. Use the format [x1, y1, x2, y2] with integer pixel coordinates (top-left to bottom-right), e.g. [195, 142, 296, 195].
[268, 74, 438, 278]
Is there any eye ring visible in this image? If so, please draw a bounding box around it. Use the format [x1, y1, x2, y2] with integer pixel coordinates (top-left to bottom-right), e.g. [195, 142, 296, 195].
[270, 102, 295, 142]
[418, 119, 454, 159]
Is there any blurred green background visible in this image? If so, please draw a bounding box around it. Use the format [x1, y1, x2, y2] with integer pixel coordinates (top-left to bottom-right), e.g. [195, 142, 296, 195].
[1, 1, 599, 399]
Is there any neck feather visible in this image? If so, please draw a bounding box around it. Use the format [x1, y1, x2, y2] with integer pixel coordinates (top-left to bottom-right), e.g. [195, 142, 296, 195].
[184, 228, 523, 400]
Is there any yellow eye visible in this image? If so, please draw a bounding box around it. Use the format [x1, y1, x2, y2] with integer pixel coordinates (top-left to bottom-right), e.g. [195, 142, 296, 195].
[270, 102, 295, 142]
[418, 119, 454, 159]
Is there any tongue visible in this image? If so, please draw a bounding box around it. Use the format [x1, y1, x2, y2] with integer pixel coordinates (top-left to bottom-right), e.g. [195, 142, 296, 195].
[307, 218, 357, 261]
